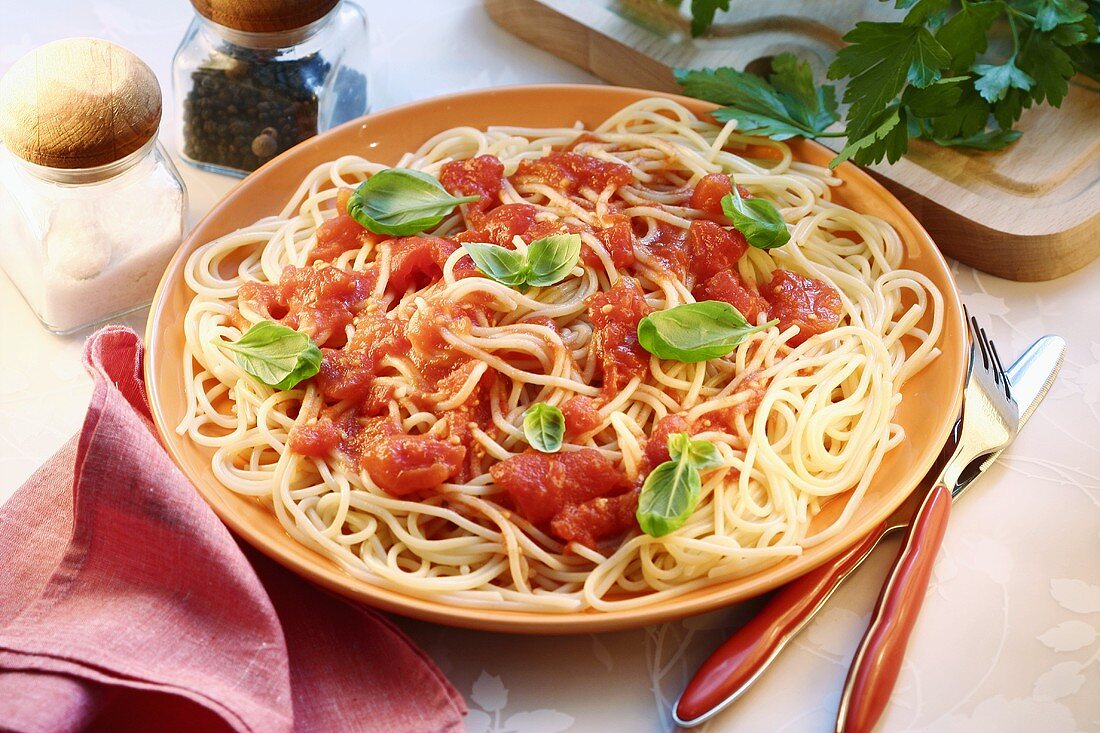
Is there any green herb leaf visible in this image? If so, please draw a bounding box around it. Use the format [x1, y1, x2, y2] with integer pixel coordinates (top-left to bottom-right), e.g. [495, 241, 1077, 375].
[935, 1, 1003, 73]
[636, 455, 701, 537]
[525, 234, 582, 287]
[720, 187, 790, 249]
[1016, 29, 1077, 106]
[973, 61, 1036, 103]
[460, 242, 529, 288]
[688, 0, 731, 37]
[927, 127, 1023, 151]
[637, 301, 777, 363]
[831, 106, 908, 168]
[522, 402, 566, 453]
[1033, 0, 1089, 32]
[221, 321, 321, 390]
[676, 54, 839, 141]
[667, 432, 724, 471]
[461, 234, 580, 291]
[346, 168, 479, 236]
[830, 22, 952, 116]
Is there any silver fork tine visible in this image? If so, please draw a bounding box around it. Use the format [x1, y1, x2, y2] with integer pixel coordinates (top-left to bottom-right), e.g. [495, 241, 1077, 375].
[988, 336, 1011, 401]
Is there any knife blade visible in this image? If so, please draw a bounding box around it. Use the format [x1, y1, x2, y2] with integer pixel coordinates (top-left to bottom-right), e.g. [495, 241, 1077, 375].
[673, 335, 1066, 729]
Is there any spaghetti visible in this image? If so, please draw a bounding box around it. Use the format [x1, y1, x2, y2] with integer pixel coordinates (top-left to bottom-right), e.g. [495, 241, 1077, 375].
[178, 97, 943, 612]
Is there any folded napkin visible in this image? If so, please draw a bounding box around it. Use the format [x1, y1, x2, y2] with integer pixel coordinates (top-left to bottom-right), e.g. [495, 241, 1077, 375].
[0, 326, 466, 733]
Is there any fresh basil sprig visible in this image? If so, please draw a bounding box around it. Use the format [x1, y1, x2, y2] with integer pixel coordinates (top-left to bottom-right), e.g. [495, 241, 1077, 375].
[721, 187, 790, 250]
[220, 321, 322, 390]
[462, 233, 581, 292]
[347, 168, 479, 236]
[637, 432, 722, 537]
[522, 402, 566, 453]
[637, 301, 778, 363]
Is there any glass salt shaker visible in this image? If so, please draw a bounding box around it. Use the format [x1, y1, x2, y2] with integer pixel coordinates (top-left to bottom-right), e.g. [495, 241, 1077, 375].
[172, 0, 370, 177]
[0, 38, 187, 335]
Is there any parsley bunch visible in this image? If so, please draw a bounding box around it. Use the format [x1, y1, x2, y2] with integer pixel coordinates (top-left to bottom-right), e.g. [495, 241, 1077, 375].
[676, 0, 1100, 167]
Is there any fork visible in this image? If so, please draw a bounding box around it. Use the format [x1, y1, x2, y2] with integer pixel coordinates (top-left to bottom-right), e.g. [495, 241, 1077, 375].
[834, 312, 1020, 733]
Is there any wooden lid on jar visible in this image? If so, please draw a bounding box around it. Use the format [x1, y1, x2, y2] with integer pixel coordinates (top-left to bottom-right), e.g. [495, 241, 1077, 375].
[191, 0, 340, 33]
[0, 38, 162, 169]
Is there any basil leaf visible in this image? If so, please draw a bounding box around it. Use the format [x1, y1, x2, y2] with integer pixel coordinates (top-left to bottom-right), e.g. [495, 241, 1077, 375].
[221, 321, 321, 390]
[461, 241, 529, 288]
[637, 301, 777, 363]
[720, 187, 791, 250]
[522, 402, 566, 453]
[668, 432, 723, 471]
[526, 234, 582, 287]
[637, 453, 702, 537]
[347, 168, 479, 236]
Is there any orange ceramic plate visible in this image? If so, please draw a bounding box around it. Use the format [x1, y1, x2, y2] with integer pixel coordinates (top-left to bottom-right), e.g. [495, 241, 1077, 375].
[145, 85, 967, 634]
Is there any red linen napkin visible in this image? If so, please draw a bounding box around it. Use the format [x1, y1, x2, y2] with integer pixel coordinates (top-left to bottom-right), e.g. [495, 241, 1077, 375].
[0, 326, 467, 733]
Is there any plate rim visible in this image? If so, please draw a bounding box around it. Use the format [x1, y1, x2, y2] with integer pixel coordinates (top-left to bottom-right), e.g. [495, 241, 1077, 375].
[145, 83, 966, 634]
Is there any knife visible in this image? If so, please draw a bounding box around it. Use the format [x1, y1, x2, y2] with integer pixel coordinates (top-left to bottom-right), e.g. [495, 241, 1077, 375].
[674, 335, 1066, 728]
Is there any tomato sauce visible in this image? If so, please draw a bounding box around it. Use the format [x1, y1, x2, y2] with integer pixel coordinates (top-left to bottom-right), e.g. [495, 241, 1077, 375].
[695, 270, 770, 324]
[238, 264, 376, 346]
[587, 277, 652, 393]
[644, 414, 691, 468]
[594, 220, 636, 269]
[688, 220, 749, 282]
[513, 152, 633, 196]
[550, 489, 640, 549]
[440, 155, 505, 222]
[762, 269, 843, 346]
[689, 174, 753, 219]
[385, 236, 460, 294]
[490, 448, 632, 526]
[458, 203, 538, 248]
[561, 395, 603, 438]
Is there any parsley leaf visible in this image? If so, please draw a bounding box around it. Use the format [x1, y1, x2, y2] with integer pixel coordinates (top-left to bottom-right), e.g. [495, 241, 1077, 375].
[935, 1, 1003, 72]
[928, 127, 1023, 150]
[1017, 29, 1077, 105]
[1032, 0, 1089, 32]
[675, 54, 839, 141]
[688, 0, 730, 37]
[973, 61, 1036, 102]
[830, 22, 952, 123]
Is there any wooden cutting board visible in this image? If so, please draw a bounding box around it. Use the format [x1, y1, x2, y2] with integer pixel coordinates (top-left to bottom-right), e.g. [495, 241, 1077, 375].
[486, 0, 1100, 281]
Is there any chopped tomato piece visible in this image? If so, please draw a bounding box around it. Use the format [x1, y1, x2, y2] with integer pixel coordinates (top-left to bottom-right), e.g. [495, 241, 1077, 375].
[309, 214, 386, 265]
[288, 418, 343, 458]
[640, 221, 690, 281]
[690, 174, 752, 218]
[550, 489, 640, 549]
[313, 307, 410, 402]
[561, 395, 603, 438]
[385, 236, 460, 294]
[688, 220, 749, 282]
[695, 372, 768, 432]
[238, 264, 376, 346]
[594, 220, 636, 268]
[440, 155, 504, 219]
[644, 414, 691, 468]
[348, 417, 466, 496]
[694, 270, 770, 324]
[587, 277, 652, 393]
[477, 204, 537, 246]
[490, 448, 631, 525]
[762, 269, 843, 346]
[513, 152, 633, 195]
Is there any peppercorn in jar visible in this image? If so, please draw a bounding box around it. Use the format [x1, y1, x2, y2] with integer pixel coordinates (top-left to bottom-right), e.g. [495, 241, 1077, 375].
[172, 0, 369, 176]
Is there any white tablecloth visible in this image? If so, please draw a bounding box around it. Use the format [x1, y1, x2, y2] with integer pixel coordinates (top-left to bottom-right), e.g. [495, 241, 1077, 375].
[2, 3, 1098, 731]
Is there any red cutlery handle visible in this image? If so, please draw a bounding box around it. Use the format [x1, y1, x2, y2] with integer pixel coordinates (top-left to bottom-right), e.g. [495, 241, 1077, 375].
[675, 522, 888, 726]
[836, 483, 952, 733]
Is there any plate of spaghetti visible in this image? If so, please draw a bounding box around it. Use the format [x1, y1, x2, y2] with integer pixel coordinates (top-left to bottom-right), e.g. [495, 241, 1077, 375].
[146, 85, 966, 633]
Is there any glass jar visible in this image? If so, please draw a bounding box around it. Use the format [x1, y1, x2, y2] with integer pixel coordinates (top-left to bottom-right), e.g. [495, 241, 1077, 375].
[172, 0, 370, 177]
[0, 38, 187, 335]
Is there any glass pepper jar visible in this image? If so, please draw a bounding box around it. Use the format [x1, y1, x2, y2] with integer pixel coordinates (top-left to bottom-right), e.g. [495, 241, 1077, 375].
[0, 38, 187, 335]
[172, 0, 370, 177]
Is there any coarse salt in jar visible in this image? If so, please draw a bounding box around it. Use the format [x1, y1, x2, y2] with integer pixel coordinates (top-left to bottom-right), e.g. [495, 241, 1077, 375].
[0, 37, 187, 335]
[172, 0, 370, 177]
